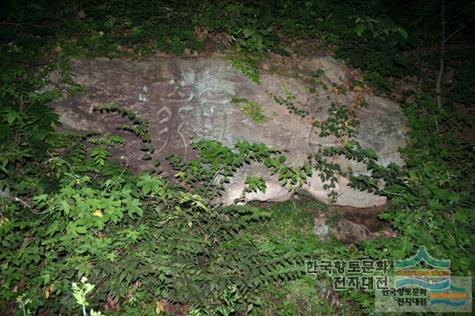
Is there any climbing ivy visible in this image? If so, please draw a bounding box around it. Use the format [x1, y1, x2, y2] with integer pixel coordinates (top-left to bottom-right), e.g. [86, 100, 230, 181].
[1, 0, 474, 314]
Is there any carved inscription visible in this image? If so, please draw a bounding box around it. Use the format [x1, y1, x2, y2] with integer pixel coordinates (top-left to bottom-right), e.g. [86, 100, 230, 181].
[150, 67, 237, 162]
[151, 79, 194, 161]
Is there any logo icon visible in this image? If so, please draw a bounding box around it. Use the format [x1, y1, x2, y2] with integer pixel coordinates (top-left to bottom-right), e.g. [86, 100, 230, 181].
[375, 246, 472, 312]
[395, 246, 450, 290]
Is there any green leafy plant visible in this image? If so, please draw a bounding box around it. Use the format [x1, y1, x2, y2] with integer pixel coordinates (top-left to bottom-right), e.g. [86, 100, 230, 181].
[353, 16, 408, 40]
[244, 176, 267, 194]
[229, 54, 262, 84]
[360, 94, 475, 278]
[93, 103, 155, 160]
[314, 102, 360, 138]
[231, 98, 267, 123]
[16, 294, 32, 316]
[72, 277, 104, 316]
[0, 67, 61, 176]
[2, 1, 474, 314]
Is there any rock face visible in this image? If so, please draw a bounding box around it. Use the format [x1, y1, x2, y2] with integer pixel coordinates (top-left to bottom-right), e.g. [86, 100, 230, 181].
[313, 205, 398, 243]
[51, 55, 408, 208]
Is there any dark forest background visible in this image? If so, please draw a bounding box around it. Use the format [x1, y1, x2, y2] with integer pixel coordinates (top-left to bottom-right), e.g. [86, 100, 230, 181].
[1, 1, 474, 315]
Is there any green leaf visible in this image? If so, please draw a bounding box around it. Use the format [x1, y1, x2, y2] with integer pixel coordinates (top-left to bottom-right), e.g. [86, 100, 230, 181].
[6, 111, 20, 125]
[61, 200, 70, 215]
[126, 198, 143, 217]
[75, 225, 88, 234]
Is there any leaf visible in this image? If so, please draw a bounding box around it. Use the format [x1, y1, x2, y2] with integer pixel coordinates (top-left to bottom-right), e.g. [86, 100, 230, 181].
[6, 111, 20, 125]
[91, 147, 111, 166]
[137, 174, 165, 195]
[126, 198, 143, 217]
[60, 200, 70, 215]
[354, 24, 365, 37]
[155, 300, 166, 315]
[75, 225, 88, 234]
[433, 188, 451, 201]
[428, 199, 444, 210]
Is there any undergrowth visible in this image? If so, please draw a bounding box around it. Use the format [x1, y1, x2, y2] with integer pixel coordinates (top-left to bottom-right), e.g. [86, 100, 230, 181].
[1, 0, 474, 315]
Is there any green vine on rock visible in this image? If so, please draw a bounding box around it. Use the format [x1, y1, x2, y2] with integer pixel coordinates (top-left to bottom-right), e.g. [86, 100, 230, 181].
[313, 102, 360, 138]
[229, 54, 262, 84]
[167, 140, 315, 203]
[93, 103, 155, 160]
[231, 98, 267, 123]
[267, 80, 391, 202]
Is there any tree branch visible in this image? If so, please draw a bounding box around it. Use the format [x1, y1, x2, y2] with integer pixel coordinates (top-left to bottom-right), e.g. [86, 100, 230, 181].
[444, 18, 474, 44]
[435, 0, 446, 109]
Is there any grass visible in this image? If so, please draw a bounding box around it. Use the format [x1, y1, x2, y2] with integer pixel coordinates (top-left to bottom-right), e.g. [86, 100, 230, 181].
[240, 199, 367, 315]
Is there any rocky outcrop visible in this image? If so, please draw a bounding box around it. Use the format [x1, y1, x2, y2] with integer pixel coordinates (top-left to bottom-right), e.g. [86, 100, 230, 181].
[51, 55, 408, 208]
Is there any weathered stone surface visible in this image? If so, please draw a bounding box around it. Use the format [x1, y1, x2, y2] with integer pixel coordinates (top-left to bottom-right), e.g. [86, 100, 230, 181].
[51, 56, 408, 208]
[313, 205, 398, 243]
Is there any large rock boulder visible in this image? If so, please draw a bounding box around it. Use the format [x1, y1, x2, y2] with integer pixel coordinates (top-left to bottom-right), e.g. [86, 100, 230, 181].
[51, 55, 408, 208]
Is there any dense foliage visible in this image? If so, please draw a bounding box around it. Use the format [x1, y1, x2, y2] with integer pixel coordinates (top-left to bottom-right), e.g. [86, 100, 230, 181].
[1, 0, 474, 315]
